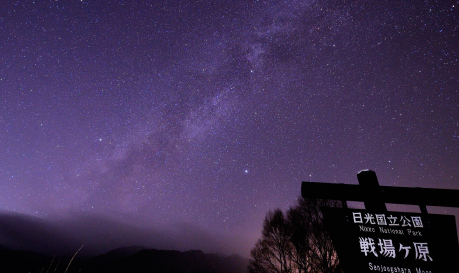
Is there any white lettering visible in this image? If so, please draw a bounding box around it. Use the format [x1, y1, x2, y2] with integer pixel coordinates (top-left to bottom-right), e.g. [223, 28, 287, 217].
[360, 225, 375, 232]
[411, 216, 423, 228]
[416, 268, 432, 273]
[368, 262, 412, 272]
[407, 229, 422, 236]
[379, 226, 404, 235]
[353, 212, 363, 223]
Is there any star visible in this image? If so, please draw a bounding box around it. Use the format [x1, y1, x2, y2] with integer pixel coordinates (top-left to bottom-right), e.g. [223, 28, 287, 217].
[0, 0, 457, 258]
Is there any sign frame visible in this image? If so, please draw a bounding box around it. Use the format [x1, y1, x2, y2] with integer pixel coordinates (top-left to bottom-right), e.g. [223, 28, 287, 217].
[322, 207, 459, 273]
[301, 170, 459, 273]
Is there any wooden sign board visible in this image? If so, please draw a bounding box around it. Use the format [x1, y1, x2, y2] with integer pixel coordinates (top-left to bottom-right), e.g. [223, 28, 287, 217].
[322, 207, 459, 273]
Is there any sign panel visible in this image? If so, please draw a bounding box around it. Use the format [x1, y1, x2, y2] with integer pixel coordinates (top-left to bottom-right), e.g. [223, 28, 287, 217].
[322, 207, 459, 273]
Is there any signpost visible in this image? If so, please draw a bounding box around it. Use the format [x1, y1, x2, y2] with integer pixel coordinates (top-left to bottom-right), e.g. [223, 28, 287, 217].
[302, 170, 459, 273]
[322, 208, 458, 272]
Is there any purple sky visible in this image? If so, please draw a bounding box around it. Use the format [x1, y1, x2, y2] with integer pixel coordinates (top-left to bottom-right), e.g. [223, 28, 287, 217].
[0, 0, 458, 257]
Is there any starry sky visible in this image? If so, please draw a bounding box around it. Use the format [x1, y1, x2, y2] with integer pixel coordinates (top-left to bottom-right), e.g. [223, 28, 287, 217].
[0, 0, 458, 257]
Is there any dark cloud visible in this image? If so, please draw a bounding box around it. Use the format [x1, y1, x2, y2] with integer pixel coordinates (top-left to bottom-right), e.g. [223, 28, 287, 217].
[0, 211, 238, 257]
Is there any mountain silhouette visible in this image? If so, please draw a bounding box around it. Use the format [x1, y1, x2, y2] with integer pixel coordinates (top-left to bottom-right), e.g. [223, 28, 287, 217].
[0, 245, 249, 273]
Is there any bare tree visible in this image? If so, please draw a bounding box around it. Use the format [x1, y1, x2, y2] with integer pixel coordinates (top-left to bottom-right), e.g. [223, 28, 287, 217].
[286, 202, 312, 273]
[288, 198, 342, 273]
[249, 209, 293, 273]
[249, 198, 342, 273]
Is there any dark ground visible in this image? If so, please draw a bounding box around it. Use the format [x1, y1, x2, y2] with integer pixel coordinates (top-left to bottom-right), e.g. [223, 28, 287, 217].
[0, 245, 249, 273]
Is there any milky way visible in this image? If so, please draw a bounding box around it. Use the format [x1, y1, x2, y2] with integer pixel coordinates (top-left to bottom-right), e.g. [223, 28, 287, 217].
[0, 0, 458, 257]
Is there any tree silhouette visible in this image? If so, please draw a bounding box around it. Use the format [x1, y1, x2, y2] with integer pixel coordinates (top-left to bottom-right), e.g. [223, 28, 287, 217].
[249, 198, 342, 273]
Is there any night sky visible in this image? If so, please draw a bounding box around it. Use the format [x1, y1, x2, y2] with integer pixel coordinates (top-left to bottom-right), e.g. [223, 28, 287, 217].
[1, 0, 458, 257]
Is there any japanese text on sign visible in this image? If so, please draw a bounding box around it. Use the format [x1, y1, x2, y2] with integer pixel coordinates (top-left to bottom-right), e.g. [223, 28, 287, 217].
[358, 237, 433, 262]
[352, 212, 423, 228]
